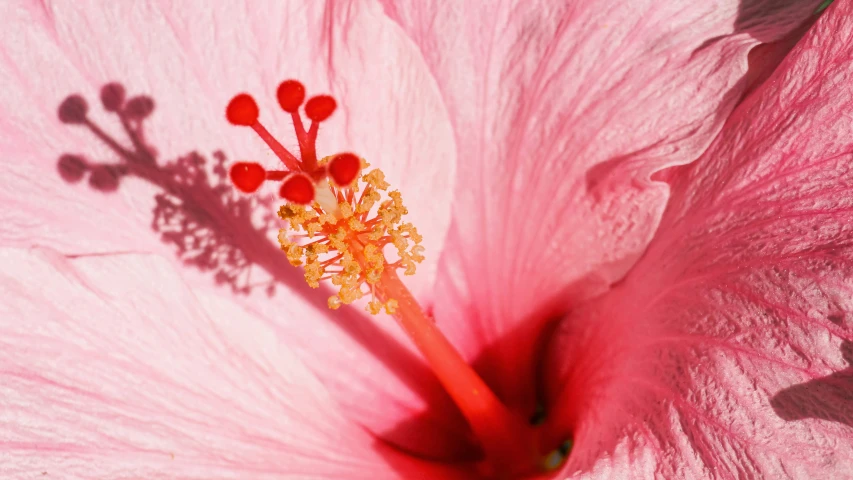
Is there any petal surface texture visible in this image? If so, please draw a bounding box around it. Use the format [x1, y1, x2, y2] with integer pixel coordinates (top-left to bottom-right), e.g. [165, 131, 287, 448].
[378, 0, 823, 411]
[547, 3, 853, 478]
[0, 0, 463, 458]
[0, 249, 468, 479]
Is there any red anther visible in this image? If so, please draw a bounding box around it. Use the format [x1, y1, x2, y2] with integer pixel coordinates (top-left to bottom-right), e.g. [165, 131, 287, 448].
[226, 94, 259, 126]
[229, 162, 266, 193]
[327, 153, 361, 187]
[304, 95, 336, 122]
[279, 173, 315, 204]
[277, 80, 306, 113]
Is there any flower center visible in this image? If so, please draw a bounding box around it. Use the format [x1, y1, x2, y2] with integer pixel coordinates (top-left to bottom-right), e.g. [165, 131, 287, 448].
[278, 165, 425, 314]
[225, 80, 570, 477]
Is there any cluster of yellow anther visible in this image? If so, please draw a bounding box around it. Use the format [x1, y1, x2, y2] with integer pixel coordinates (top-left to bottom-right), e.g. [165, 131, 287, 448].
[277, 162, 425, 315]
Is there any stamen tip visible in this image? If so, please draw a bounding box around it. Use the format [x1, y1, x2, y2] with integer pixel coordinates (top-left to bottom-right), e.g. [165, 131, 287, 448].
[277, 80, 306, 113]
[328, 153, 362, 187]
[226, 93, 259, 126]
[229, 162, 266, 193]
[279, 173, 315, 204]
[305, 95, 337, 122]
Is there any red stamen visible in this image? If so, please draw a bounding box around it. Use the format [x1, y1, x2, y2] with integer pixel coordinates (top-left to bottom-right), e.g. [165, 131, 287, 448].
[249, 122, 302, 171]
[304, 95, 337, 122]
[288, 103, 315, 171]
[277, 80, 306, 113]
[265, 170, 288, 181]
[225, 83, 345, 190]
[229, 162, 266, 193]
[306, 121, 320, 145]
[276, 80, 314, 168]
[226, 94, 259, 126]
[327, 153, 361, 187]
[279, 173, 315, 204]
[225, 93, 299, 169]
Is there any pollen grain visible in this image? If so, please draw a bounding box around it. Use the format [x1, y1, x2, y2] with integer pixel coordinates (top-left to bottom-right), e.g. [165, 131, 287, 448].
[277, 158, 423, 315]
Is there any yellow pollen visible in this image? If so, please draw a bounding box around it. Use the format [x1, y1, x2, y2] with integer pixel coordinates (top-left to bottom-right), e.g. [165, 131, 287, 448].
[277, 159, 424, 315]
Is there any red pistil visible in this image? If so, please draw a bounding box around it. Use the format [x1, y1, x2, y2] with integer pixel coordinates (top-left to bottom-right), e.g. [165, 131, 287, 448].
[265, 170, 289, 181]
[229, 162, 266, 193]
[304, 95, 337, 122]
[279, 173, 315, 205]
[249, 121, 302, 170]
[276, 80, 306, 113]
[327, 153, 361, 187]
[225, 94, 259, 126]
[225, 80, 358, 203]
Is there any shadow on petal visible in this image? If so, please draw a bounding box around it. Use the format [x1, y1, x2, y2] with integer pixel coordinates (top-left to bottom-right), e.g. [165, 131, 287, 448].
[736, 0, 825, 41]
[770, 340, 853, 428]
[54, 82, 464, 459]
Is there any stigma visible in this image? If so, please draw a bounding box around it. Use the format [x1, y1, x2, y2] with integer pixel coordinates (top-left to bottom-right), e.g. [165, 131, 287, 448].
[225, 80, 424, 315]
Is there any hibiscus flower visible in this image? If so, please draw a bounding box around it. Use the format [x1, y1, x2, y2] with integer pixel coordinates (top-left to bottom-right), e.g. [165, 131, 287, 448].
[0, 0, 842, 478]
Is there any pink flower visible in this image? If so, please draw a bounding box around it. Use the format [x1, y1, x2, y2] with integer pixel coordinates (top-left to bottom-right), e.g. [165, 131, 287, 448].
[0, 0, 843, 478]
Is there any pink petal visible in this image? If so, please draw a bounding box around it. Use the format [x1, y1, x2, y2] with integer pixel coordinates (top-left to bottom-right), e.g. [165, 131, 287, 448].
[0, 1, 463, 458]
[379, 0, 823, 411]
[0, 249, 469, 479]
[547, 3, 853, 477]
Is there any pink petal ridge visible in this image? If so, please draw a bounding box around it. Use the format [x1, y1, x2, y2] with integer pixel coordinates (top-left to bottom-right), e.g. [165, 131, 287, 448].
[548, 3, 853, 478]
[0, 248, 468, 479]
[380, 0, 823, 418]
